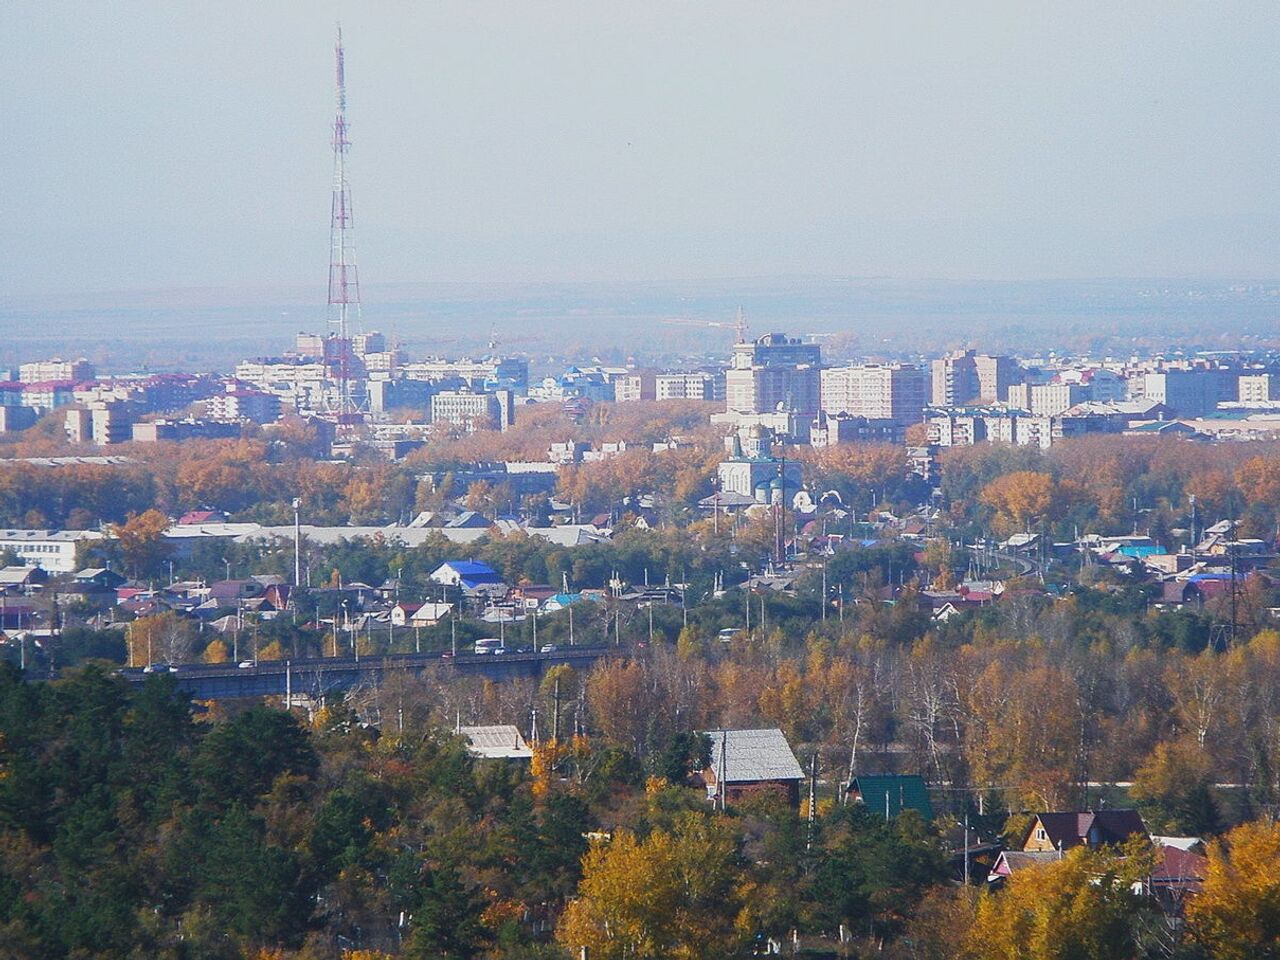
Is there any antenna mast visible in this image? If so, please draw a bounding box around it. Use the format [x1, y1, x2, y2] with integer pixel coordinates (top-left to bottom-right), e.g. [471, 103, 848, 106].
[327, 25, 361, 421]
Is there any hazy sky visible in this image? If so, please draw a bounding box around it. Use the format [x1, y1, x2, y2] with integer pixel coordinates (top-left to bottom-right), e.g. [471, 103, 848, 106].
[5, 1, 1280, 296]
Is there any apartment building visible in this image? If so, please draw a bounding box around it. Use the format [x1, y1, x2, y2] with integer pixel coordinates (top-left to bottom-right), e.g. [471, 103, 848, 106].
[0, 528, 104, 573]
[431, 389, 515, 432]
[1142, 370, 1219, 417]
[820, 363, 926, 423]
[655, 371, 724, 402]
[208, 387, 282, 424]
[615, 370, 657, 403]
[931, 350, 1021, 406]
[234, 359, 331, 412]
[18, 358, 95, 383]
[1239, 373, 1280, 404]
[401, 357, 530, 392]
[725, 333, 822, 417]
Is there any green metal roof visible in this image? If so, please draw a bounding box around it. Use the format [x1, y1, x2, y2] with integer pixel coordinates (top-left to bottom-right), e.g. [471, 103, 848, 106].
[851, 774, 934, 821]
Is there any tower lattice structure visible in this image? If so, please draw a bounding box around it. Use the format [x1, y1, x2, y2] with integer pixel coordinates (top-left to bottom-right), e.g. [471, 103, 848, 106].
[326, 26, 362, 423]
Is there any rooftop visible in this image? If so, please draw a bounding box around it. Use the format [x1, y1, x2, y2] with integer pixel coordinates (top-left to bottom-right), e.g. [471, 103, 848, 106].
[458, 725, 533, 760]
[704, 728, 804, 784]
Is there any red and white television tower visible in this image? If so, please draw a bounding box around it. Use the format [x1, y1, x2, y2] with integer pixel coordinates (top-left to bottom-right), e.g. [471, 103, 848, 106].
[327, 25, 361, 423]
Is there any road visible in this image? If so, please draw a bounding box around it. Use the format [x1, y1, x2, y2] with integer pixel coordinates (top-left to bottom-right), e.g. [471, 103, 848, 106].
[119, 645, 612, 700]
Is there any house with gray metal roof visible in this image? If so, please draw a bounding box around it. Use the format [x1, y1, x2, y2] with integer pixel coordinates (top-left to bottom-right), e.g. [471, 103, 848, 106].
[700, 727, 805, 808]
[458, 724, 534, 761]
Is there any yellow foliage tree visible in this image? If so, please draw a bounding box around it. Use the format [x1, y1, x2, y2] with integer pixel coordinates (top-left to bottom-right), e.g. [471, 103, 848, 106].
[1185, 819, 1280, 960]
[556, 814, 745, 960]
[965, 847, 1143, 960]
[979, 470, 1056, 535]
[112, 507, 171, 577]
[257, 640, 285, 662]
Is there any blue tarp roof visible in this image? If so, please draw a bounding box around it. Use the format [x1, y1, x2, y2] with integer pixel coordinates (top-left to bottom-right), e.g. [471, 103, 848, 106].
[1117, 545, 1165, 558]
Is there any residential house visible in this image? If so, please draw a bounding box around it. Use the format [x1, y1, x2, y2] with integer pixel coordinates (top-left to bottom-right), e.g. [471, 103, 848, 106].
[401, 602, 453, 627]
[1021, 809, 1147, 853]
[0, 565, 49, 595]
[430, 560, 508, 602]
[700, 728, 806, 808]
[847, 774, 935, 821]
[458, 725, 534, 760]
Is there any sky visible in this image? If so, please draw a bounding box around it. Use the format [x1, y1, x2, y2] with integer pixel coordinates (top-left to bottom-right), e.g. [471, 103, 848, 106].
[4, 1, 1280, 298]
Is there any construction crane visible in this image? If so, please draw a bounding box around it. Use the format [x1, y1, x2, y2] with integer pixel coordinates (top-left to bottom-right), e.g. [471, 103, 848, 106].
[660, 306, 750, 342]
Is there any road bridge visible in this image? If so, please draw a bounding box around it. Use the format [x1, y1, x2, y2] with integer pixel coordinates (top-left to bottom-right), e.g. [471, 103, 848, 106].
[119, 646, 611, 700]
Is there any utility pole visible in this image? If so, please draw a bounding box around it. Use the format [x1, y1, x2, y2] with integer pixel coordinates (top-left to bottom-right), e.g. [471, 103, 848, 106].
[718, 731, 728, 812]
[553, 677, 561, 742]
[291, 497, 303, 593]
[806, 752, 818, 851]
[821, 560, 827, 621]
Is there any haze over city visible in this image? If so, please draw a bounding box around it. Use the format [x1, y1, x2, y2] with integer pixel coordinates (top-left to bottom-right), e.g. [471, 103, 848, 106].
[6, 7, 1280, 959]
[7, 1, 1280, 300]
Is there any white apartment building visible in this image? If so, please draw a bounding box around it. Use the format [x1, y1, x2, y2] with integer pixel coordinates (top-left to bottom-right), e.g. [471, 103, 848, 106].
[234, 360, 332, 412]
[655, 372, 723, 402]
[431, 390, 514, 432]
[1239, 373, 1280, 405]
[18, 358, 95, 383]
[820, 363, 926, 423]
[208, 388, 282, 424]
[1007, 382, 1089, 417]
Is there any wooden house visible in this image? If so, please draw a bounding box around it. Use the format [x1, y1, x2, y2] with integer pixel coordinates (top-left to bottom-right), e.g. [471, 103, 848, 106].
[700, 728, 805, 808]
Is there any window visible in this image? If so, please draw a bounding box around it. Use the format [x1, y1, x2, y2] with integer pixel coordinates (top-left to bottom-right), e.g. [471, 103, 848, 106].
[1036, 828, 1047, 841]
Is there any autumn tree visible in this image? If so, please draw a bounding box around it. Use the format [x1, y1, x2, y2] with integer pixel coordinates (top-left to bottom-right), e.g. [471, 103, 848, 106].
[556, 814, 747, 960]
[112, 507, 171, 577]
[1129, 739, 1221, 835]
[128, 612, 197, 667]
[978, 471, 1057, 535]
[965, 848, 1147, 960]
[1185, 819, 1280, 960]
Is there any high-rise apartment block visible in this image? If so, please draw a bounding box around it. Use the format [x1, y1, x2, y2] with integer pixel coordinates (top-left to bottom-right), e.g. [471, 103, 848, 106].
[930, 350, 1021, 405]
[1142, 370, 1218, 417]
[820, 363, 926, 424]
[725, 333, 821, 416]
[208, 387, 283, 424]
